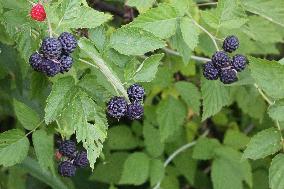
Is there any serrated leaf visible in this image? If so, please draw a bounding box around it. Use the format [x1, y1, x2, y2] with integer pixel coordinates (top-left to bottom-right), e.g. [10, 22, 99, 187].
[119, 152, 150, 185]
[156, 96, 187, 142]
[175, 81, 201, 115]
[143, 121, 164, 157]
[126, 0, 155, 12]
[269, 154, 284, 189]
[0, 129, 29, 167]
[243, 128, 282, 160]
[201, 78, 230, 121]
[149, 159, 164, 187]
[130, 4, 178, 39]
[241, 0, 284, 27]
[44, 76, 75, 124]
[49, 0, 112, 32]
[134, 53, 164, 82]
[110, 27, 166, 56]
[192, 137, 221, 160]
[268, 100, 284, 122]
[180, 17, 199, 50]
[223, 130, 250, 150]
[249, 57, 284, 99]
[13, 99, 41, 130]
[32, 130, 55, 175]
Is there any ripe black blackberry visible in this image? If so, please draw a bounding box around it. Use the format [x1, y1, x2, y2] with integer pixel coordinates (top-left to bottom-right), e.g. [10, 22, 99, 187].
[127, 84, 145, 103]
[29, 52, 44, 72]
[220, 68, 238, 84]
[74, 151, 89, 168]
[211, 51, 230, 69]
[59, 55, 73, 73]
[58, 161, 76, 177]
[231, 54, 247, 72]
[127, 102, 144, 120]
[40, 37, 62, 59]
[59, 140, 77, 158]
[223, 35, 239, 53]
[107, 97, 128, 119]
[58, 32, 77, 54]
[203, 61, 219, 80]
[41, 59, 61, 77]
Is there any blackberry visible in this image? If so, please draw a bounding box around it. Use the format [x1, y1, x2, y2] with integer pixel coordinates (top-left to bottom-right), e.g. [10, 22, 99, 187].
[40, 37, 62, 59]
[211, 51, 230, 69]
[107, 97, 128, 119]
[58, 32, 77, 54]
[220, 68, 238, 84]
[223, 35, 239, 53]
[58, 161, 76, 177]
[59, 140, 77, 158]
[127, 102, 144, 120]
[41, 59, 61, 77]
[74, 151, 89, 168]
[127, 84, 145, 103]
[203, 61, 219, 80]
[59, 55, 73, 73]
[29, 52, 43, 72]
[231, 54, 247, 72]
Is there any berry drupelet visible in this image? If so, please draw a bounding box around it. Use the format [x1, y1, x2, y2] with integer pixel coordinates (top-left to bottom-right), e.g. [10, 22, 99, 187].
[107, 97, 128, 119]
[222, 35, 239, 53]
[59, 140, 77, 158]
[211, 51, 230, 69]
[29, 52, 44, 72]
[40, 59, 61, 77]
[59, 55, 73, 73]
[127, 102, 144, 120]
[58, 161, 76, 177]
[203, 61, 219, 80]
[74, 151, 89, 168]
[127, 84, 145, 103]
[231, 54, 247, 72]
[58, 32, 78, 54]
[220, 68, 238, 84]
[40, 37, 62, 59]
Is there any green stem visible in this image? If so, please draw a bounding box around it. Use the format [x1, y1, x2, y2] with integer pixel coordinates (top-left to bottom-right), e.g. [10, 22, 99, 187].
[162, 48, 211, 62]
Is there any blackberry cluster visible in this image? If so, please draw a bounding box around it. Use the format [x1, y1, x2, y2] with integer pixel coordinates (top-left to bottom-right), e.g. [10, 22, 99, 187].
[107, 84, 145, 120]
[57, 140, 89, 177]
[29, 32, 77, 77]
[203, 35, 248, 84]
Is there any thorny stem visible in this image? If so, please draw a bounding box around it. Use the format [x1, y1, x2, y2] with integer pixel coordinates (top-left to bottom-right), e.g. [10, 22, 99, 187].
[153, 130, 209, 189]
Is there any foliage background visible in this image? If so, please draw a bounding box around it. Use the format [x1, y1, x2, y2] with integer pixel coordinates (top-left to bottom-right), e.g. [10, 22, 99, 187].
[0, 0, 284, 189]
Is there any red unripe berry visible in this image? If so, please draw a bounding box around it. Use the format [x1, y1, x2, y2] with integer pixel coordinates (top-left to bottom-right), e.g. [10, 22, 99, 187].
[30, 3, 46, 22]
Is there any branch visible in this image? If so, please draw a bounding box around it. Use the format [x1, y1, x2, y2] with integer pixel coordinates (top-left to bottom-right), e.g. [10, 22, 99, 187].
[162, 48, 211, 62]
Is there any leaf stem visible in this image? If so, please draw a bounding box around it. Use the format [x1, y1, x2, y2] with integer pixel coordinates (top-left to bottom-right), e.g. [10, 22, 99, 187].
[197, 2, 218, 6]
[47, 17, 53, 38]
[25, 120, 44, 137]
[153, 130, 209, 189]
[191, 19, 220, 51]
[162, 48, 211, 62]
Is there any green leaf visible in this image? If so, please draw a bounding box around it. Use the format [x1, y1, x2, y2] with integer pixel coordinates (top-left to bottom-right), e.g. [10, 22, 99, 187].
[134, 53, 164, 82]
[49, 0, 111, 32]
[32, 130, 55, 175]
[130, 4, 178, 39]
[269, 154, 284, 189]
[249, 57, 284, 99]
[0, 129, 29, 167]
[268, 100, 284, 122]
[192, 137, 221, 160]
[13, 99, 41, 130]
[156, 96, 187, 142]
[45, 76, 75, 124]
[243, 128, 282, 160]
[106, 125, 139, 150]
[175, 81, 201, 115]
[143, 121, 164, 157]
[149, 159, 165, 186]
[180, 17, 199, 50]
[223, 130, 250, 150]
[241, 0, 284, 27]
[212, 147, 252, 189]
[110, 27, 166, 56]
[126, 0, 155, 12]
[120, 152, 150, 185]
[201, 78, 230, 121]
